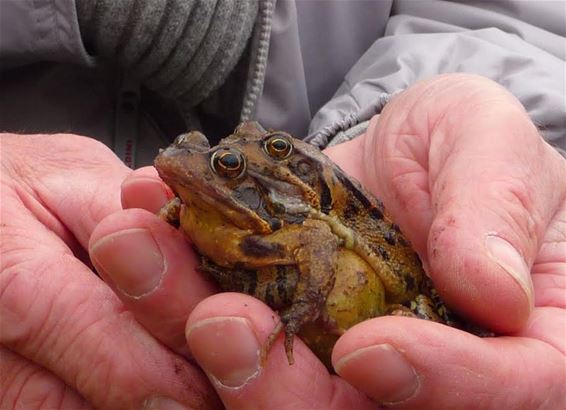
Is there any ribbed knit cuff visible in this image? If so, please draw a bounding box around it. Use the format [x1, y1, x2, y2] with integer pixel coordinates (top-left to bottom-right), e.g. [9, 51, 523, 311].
[76, 0, 258, 107]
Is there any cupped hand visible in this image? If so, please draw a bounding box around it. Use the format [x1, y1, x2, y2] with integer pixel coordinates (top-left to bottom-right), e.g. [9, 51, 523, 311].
[88, 73, 565, 409]
[0, 134, 220, 409]
[326, 74, 566, 408]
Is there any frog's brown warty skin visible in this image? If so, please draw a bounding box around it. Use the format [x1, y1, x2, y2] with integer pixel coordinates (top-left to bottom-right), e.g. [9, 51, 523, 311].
[154, 121, 481, 368]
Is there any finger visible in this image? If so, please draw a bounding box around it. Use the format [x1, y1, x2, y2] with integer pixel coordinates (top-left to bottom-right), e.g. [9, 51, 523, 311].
[121, 166, 174, 213]
[0, 346, 90, 409]
[333, 316, 566, 409]
[186, 293, 375, 410]
[324, 135, 371, 188]
[89, 208, 217, 354]
[365, 74, 566, 331]
[1, 246, 220, 409]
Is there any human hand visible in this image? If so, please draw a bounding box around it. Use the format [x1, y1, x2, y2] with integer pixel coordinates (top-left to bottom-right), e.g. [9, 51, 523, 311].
[88, 74, 565, 409]
[324, 74, 566, 408]
[0, 134, 220, 409]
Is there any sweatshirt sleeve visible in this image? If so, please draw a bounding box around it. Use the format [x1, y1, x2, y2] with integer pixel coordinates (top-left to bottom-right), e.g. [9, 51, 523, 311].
[307, 0, 566, 154]
[0, 0, 93, 69]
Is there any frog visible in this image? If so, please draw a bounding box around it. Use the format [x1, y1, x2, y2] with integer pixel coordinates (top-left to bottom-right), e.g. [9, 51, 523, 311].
[154, 121, 466, 367]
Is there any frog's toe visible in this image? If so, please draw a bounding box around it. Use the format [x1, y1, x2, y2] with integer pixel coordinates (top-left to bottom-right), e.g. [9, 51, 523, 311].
[284, 328, 296, 365]
[387, 304, 417, 318]
[260, 321, 285, 366]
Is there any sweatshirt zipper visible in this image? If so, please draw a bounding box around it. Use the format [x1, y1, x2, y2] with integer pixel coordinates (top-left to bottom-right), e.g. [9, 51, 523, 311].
[240, 0, 275, 121]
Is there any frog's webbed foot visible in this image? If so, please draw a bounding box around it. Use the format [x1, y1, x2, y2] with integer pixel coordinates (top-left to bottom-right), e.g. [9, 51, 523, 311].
[260, 301, 320, 366]
[387, 294, 444, 323]
[389, 294, 495, 337]
[158, 197, 181, 227]
[387, 304, 419, 318]
[418, 289, 495, 336]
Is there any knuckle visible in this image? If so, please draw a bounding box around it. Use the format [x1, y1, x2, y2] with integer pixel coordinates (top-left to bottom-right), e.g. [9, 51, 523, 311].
[489, 177, 540, 261]
[429, 73, 523, 110]
[0, 268, 43, 349]
[428, 210, 462, 263]
[72, 314, 148, 408]
[1, 356, 71, 410]
[1, 252, 141, 408]
[1, 254, 88, 359]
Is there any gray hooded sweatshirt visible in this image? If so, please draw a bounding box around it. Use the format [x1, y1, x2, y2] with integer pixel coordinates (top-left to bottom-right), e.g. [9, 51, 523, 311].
[1, 0, 565, 167]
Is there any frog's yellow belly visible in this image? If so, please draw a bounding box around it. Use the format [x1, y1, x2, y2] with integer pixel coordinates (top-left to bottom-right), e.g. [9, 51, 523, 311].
[180, 202, 293, 267]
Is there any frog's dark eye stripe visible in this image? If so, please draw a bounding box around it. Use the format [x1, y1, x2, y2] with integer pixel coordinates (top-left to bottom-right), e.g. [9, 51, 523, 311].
[210, 148, 246, 178]
[263, 133, 293, 159]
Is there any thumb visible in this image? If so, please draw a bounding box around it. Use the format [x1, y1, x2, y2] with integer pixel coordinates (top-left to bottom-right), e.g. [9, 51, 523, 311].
[421, 77, 563, 332]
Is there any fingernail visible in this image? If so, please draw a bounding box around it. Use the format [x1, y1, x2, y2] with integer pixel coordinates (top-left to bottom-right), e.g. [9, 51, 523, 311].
[90, 228, 164, 297]
[187, 317, 260, 388]
[334, 344, 418, 404]
[486, 235, 533, 306]
[143, 396, 189, 410]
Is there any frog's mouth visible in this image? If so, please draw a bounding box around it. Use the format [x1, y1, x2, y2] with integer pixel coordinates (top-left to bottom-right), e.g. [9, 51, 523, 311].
[178, 182, 276, 234]
[173, 172, 315, 234]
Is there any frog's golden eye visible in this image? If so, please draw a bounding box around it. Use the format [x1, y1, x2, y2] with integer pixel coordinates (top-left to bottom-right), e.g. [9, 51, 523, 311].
[210, 148, 246, 178]
[263, 133, 293, 159]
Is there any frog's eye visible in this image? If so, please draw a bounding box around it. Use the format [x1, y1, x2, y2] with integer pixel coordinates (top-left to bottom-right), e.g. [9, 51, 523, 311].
[210, 148, 246, 178]
[263, 133, 293, 159]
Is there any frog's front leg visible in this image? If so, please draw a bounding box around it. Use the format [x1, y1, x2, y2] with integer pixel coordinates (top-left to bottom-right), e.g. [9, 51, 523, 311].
[252, 219, 339, 365]
[158, 197, 182, 227]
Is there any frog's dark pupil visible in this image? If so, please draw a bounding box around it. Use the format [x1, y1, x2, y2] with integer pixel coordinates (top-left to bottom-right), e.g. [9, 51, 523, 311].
[219, 152, 240, 169]
[211, 149, 245, 178]
[264, 134, 293, 159]
[271, 139, 287, 151]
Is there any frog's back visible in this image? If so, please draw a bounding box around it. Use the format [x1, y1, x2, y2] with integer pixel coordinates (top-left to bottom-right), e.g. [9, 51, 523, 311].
[292, 139, 425, 301]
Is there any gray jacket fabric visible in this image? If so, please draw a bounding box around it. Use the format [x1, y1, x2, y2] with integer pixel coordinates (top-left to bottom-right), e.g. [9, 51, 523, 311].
[1, 0, 565, 167]
[259, 0, 566, 155]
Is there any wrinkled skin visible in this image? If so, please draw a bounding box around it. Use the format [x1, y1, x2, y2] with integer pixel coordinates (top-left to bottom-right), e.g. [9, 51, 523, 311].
[3, 74, 563, 409]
